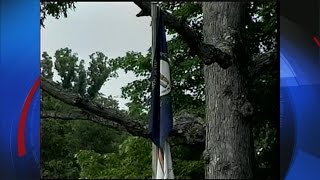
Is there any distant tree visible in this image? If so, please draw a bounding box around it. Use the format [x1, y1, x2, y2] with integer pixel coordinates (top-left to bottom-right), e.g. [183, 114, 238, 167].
[41, 2, 76, 27]
[40, 49, 126, 179]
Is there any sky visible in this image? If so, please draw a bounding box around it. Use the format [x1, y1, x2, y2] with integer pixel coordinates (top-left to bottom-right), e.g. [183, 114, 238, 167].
[41, 2, 152, 109]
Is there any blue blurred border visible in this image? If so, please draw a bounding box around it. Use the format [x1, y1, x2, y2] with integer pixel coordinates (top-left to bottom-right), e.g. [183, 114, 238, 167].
[281, 16, 320, 179]
[0, 0, 40, 179]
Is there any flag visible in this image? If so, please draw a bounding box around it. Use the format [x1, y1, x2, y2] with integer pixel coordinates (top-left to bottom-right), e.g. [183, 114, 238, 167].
[149, 3, 174, 179]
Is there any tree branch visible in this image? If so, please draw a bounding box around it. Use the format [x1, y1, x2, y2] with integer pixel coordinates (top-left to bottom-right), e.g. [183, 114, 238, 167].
[133, 1, 235, 68]
[41, 110, 124, 130]
[41, 77, 148, 138]
[41, 77, 205, 145]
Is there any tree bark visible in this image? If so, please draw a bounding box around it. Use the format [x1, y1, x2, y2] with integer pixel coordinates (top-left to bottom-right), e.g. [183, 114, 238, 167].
[203, 2, 253, 179]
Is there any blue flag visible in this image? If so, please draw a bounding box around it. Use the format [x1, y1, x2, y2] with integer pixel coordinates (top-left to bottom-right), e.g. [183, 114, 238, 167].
[149, 4, 174, 179]
[149, 9, 173, 151]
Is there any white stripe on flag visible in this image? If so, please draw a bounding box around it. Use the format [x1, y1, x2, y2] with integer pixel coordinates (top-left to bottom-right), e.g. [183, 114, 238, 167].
[155, 141, 174, 179]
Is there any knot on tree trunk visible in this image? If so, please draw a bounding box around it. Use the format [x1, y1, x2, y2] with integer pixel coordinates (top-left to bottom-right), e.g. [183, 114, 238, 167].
[202, 149, 211, 165]
[219, 28, 242, 56]
[239, 100, 254, 119]
[204, 28, 242, 68]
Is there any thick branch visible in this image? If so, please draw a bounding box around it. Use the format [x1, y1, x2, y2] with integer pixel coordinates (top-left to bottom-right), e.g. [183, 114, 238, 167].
[41, 77, 205, 145]
[41, 77, 148, 137]
[41, 110, 124, 130]
[133, 1, 234, 68]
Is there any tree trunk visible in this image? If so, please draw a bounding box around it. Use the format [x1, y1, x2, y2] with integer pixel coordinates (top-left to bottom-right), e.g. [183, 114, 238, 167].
[203, 2, 253, 179]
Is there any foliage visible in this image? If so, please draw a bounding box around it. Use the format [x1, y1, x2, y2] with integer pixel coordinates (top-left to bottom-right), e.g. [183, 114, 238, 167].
[87, 52, 118, 99]
[75, 59, 87, 97]
[54, 48, 79, 89]
[245, 1, 277, 55]
[44, 48, 118, 99]
[76, 137, 204, 179]
[245, 2, 278, 173]
[76, 137, 152, 179]
[40, 50, 126, 179]
[41, 118, 127, 179]
[41, 106, 128, 179]
[41, 52, 54, 79]
[41, 1, 76, 27]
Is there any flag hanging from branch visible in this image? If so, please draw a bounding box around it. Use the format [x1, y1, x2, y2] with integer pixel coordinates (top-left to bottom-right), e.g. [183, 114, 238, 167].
[149, 3, 174, 179]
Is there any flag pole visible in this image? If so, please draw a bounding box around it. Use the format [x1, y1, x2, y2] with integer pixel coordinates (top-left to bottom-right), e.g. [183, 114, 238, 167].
[151, 2, 159, 179]
[150, 2, 175, 179]
[151, 2, 157, 58]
